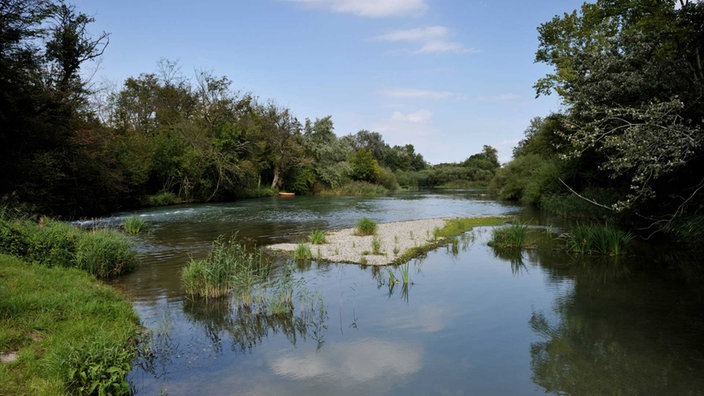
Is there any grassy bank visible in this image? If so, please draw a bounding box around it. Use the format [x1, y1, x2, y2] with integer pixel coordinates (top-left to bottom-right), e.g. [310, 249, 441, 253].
[0, 255, 139, 395]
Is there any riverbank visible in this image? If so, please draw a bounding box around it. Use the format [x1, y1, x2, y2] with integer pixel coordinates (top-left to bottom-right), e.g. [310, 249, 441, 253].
[0, 255, 139, 395]
[267, 216, 508, 265]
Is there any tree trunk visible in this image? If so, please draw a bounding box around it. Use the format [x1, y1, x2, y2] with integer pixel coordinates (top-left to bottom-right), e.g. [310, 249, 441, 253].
[271, 166, 280, 189]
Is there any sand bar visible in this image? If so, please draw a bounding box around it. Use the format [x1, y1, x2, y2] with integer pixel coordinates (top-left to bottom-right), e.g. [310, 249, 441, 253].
[267, 218, 451, 265]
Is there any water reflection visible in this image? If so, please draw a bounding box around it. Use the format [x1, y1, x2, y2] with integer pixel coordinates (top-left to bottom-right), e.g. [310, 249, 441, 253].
[182, 297, 328, 354]
[527, 246, 704, 394]
[269, 338, 422, 384]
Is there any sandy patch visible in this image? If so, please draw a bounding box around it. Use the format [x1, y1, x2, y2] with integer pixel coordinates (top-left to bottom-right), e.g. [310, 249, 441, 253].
[267, 218, 450, 265]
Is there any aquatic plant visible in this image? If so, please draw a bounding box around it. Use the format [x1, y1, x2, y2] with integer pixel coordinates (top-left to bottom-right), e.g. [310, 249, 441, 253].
[182, 236, 270, 299]
[123, 215, 147, 234]
[355, 217, 377, 236]
[399, 263, 410, 284]
[488, 223, 528, 248]
[372, 236, 383, 255]
[294, 243, 313, 261]
[309, 230, 327, 244]
[562, 224, 633, 255]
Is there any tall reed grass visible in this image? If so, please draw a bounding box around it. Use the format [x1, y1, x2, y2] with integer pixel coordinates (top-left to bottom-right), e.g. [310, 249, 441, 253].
[181, 236, 270, 299]
[488, 223, 528, 248]
[562, 224, 633, 255]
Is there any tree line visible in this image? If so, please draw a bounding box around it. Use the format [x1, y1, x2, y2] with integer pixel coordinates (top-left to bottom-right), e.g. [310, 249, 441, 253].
[0, 0, 499, 217]
[490, 0, 704, 242]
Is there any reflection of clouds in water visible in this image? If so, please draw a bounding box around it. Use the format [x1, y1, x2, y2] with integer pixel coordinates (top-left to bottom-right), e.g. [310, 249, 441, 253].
[382, 304, 452, 333]
[270, 338, 422, 383]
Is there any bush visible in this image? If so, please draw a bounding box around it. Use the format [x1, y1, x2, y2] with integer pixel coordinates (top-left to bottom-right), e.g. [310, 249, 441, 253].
[0, 213, 136, 279]
[122, 215, 147, 234]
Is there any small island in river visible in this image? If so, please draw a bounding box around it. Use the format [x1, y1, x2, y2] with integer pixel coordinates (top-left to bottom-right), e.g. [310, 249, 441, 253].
[268, 217, 504, 265]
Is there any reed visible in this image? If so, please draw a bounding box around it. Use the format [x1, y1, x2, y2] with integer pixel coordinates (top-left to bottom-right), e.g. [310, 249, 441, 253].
[309, 230, 327, 244]
[399, 263, 410, 284]
[182, 236, 270, 299]
[562, 224, 633, 255]
[123, 215, 147, 234]
[355, 217, 377, 236]
[488, 223, 528, 248]
[294, 243, 313, 261]
[372, 236, 383, 255]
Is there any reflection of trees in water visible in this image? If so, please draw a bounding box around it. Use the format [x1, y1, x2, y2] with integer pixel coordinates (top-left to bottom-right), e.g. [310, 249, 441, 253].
[183, 290, 328, 354]
[527, 247, 704, 395]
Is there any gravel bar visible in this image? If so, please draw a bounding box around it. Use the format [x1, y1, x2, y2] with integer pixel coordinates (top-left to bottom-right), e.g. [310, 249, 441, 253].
[266, 218, 450, 265]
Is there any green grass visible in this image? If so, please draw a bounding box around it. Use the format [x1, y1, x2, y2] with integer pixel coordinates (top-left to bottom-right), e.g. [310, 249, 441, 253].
[399, 263, 410, 284]
[122, 215, 147, 234]
[0, 255, 139, 396]
[320, 181, 389, 197]
[488, 223, 529, 248]
[144, 191, 180, 206]
[0, 214, 137, 279]
[309, 230, 327, 244]
[562, 224, 634, 255]
[389, 216, 508, 264]
[371, 236, 383, 255]
[355, 217, 377, 236]
[294, 243, 313, 261]
[182, 236, 270, 300]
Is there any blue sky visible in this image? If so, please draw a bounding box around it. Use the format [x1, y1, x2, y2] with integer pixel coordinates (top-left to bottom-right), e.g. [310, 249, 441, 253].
[72, 0, 585, 164]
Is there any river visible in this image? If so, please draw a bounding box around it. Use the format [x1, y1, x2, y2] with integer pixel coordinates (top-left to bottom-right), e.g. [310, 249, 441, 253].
[93, 190, 704, 395]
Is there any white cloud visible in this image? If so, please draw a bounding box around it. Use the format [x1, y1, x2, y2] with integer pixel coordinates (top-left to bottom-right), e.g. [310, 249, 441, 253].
[391, 109, 432, 123]
[269, 338, 422, 383]
[290, 0, 428, 18]
[380, 88, 463, 100]
[375, 26, 476, 54]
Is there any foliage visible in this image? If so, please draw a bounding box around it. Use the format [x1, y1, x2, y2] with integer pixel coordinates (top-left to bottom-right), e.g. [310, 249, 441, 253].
[533, 0, 704, 234]
[0, 213, 136, 279]
[371, 236, 383, 255]
[321, 181, 388, 196]
[561, 224, 633, 255]
[0, 255, 139, 395]
[355, 217, 377, 236]
[350, 148, 381, 183]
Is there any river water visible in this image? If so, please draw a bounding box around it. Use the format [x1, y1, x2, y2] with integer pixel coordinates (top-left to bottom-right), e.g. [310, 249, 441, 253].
[98, 191, 704, 395]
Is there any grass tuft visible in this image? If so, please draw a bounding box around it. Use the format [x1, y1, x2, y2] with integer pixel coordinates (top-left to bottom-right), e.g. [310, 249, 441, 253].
[488, 223, 528, 248]
[309, 230, 327, 244]
[355, 217, 377, 236]
[561, 224, 633, 255]
[122, 215, 147, 235]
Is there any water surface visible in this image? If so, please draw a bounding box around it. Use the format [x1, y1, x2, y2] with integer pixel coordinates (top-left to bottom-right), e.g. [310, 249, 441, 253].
[99, 191, 704, 395]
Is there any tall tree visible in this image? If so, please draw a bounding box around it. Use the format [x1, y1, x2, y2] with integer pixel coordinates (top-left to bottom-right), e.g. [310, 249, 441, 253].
[535, 0, 704, 231]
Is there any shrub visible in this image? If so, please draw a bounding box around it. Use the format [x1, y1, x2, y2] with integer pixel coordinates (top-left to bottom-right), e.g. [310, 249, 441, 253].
[145, 191, 179, 206]
[356, 217, 377, 236]
[0, 213, 136, 279]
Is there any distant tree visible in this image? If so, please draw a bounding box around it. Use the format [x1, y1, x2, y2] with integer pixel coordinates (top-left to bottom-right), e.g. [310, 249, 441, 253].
[351, 148, 380, 182]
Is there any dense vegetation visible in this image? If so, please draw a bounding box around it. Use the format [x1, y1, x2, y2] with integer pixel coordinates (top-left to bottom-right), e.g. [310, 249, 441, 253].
[490, 0, 704, 243]
[0, 0, 499, 218]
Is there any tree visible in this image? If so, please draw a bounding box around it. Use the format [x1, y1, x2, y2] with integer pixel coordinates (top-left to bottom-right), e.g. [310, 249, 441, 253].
[350, 148, 380, 183]
[535, 0, 704, 231]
